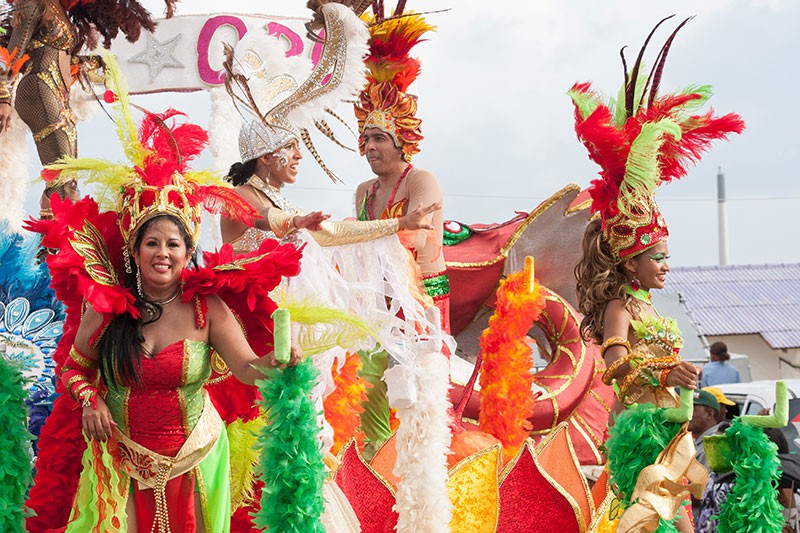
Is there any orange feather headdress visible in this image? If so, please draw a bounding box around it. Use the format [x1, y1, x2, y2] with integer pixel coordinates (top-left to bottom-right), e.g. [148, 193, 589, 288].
[355, 8, 435, 162]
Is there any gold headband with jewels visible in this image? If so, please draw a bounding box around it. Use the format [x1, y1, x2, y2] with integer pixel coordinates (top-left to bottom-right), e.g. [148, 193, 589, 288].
[603, 195, 669, 263]
[117, 172, 202, 250]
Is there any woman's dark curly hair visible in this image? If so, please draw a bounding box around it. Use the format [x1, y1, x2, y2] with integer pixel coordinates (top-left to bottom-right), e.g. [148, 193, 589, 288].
[575, 218, 638, 344]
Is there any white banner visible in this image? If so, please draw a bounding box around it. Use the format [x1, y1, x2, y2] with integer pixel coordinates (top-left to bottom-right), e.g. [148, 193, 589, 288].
[110, 14, 324, 94]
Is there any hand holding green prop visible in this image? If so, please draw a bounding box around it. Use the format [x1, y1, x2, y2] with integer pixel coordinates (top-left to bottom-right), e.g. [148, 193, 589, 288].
[272, 308, 291, 364]
[664, 386, 694, 423]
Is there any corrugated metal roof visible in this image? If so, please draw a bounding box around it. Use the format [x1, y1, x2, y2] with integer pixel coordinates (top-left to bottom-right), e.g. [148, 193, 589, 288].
[658, 263, 800, 349]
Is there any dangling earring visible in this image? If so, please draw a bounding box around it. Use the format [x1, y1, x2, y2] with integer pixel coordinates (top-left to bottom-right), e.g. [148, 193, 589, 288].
[136, 266, 143, 298]
[123, 247, 132, 274]
[631, 274, 641, 292]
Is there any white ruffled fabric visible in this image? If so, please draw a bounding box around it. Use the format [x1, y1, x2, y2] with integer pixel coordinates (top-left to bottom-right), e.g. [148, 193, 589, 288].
[276, 233, 454, 531]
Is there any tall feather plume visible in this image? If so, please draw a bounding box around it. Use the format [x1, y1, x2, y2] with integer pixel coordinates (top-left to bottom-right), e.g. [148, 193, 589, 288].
[363, 12, 435, 91]
[644, 16, 693, 109]
[276, 4, 370, 133]
[624, 14, 675, 118]
[570, 16, 745, 223]
[224, 3, 368, 182]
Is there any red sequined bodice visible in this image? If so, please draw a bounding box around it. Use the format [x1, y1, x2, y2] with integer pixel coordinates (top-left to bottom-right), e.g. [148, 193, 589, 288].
[105, 340, 211, 455]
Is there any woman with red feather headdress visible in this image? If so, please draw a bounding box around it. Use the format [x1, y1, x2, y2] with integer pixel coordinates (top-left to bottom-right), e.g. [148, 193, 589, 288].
[23, 52, 307, 532]
[571, 16, 745, 532]
[0, 0, 174, 217]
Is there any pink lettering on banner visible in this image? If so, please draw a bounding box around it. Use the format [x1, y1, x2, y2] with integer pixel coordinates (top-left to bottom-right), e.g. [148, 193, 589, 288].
[267, 22, 304, 57]
[197, 16, 248, 85]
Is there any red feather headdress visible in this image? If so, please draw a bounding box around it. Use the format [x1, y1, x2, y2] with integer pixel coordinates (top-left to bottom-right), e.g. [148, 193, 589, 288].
[45, 51, 257, 252]
[568, 16, 745, 262]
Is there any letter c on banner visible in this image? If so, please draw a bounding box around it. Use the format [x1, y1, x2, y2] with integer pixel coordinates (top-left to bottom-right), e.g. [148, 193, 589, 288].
[267, 22, 304, 57]
[198, 16, 248, 85]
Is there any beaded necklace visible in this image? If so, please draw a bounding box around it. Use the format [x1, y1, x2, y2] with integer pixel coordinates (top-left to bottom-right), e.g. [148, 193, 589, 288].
[366, 164, 413, 220]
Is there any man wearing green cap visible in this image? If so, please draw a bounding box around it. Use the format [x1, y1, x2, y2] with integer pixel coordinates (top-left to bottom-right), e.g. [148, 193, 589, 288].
[689, 389, 721, 469]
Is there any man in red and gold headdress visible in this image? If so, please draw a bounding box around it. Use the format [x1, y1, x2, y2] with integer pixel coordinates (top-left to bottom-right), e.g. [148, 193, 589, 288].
[353, 8, 449, 453]
[354, 10, 449, 333]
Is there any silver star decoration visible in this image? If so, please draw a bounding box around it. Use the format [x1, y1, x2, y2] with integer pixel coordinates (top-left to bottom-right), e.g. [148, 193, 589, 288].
[129, 32, 185, 83]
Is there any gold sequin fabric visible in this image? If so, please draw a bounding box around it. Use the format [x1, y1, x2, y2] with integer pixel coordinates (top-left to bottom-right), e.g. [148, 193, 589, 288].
[447, 445, 501, 532]
[8, 0, 78, 164]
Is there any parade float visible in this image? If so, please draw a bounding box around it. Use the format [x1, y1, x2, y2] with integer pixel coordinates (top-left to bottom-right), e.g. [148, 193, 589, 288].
[0, 2, 718, 532]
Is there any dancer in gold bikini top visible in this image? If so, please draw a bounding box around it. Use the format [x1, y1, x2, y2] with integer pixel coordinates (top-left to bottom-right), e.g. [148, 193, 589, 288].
[0, 0, 172, 215]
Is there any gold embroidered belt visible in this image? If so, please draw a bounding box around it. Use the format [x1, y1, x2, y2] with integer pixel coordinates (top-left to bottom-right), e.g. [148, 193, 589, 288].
[113, 392, 223, 533]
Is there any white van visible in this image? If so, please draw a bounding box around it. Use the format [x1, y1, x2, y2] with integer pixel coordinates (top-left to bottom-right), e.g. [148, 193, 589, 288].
[715, 379, 800, 453]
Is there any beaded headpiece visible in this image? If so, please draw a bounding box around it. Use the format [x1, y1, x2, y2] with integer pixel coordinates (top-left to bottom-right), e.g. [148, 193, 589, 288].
[44, 51, 257, 250]
[238, 120, 299, 165]
[354, 7, 434, 162]
[568, 16, 744, 262]
[224, 3, 369, 182]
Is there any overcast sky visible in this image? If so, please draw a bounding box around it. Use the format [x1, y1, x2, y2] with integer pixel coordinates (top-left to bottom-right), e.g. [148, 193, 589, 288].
[20, 0, 796, 267]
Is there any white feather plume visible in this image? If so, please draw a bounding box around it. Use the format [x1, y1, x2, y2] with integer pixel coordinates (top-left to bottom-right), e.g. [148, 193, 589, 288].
[227, 3, 367, 144]
[0, 106, 31, 230]
[393, 350, 453, 532]
[287, 3, 369, 132]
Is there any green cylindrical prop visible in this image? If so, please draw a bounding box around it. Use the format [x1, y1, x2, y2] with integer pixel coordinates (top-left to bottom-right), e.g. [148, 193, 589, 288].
[272, 308, 291, 364]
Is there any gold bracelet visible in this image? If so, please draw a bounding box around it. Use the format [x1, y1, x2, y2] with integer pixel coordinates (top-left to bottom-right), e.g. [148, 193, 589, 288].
[600, 336, 632, 358]
[602, 354, 634, 385]
[69, 345, 98, 369]
[79, 388, 97, 410]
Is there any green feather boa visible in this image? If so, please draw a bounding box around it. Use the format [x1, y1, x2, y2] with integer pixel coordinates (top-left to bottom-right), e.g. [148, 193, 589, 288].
[0, 356, 33, 532]
[716, 419, 784, 533]
[254, 358, 327, 532]
[605, 404, 682, 533]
